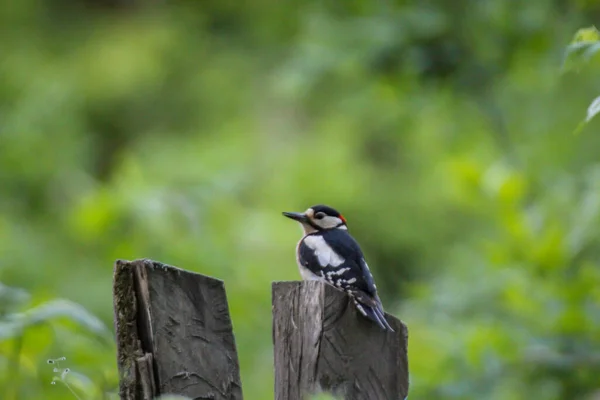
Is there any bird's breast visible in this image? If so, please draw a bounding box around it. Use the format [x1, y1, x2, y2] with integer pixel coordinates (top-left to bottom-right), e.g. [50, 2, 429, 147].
[295, 238, 320, 280]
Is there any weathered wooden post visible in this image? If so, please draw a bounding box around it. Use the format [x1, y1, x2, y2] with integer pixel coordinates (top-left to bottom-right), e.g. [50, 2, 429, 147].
[272, 281, 409, 400]
[113, 259, 243, 400]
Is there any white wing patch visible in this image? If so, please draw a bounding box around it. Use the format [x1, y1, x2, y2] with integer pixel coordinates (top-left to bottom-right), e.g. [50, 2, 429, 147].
[303, 235, 345, 267]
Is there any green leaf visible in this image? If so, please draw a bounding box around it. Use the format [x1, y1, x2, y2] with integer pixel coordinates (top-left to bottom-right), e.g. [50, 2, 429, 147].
[585, 95, 600, 123]
[571, 26, 600, 43]
[61, 370, 100, 399]
[0, 283, 30, 312]
[562, 26, 600, 72]
[574, 95, 600, 135]
[2, 300, 110, 341]
[0, 320, 22, 340]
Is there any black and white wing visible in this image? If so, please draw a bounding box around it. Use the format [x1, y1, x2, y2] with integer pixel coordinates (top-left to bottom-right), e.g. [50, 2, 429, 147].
[298, 229, 393, 331]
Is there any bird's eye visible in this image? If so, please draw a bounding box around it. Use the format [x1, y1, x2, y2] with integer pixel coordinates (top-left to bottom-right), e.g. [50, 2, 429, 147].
[315, 212, 326, 220]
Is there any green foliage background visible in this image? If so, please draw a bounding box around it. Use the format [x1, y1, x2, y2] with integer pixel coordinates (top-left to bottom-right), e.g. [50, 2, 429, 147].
[2, 1, 600, 399]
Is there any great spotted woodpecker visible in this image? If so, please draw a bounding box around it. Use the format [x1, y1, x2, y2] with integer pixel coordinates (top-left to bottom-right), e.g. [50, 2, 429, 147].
[282, 204, 393, 331]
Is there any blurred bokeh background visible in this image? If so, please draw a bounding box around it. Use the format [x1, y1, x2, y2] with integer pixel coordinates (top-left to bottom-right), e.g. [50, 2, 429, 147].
[2, 0, 600, 399]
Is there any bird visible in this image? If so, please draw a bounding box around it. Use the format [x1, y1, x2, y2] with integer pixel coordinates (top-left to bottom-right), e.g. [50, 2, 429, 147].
[282, 204, 394, 331]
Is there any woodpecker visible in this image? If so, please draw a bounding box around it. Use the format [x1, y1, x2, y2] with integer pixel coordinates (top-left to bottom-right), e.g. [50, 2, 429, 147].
[282, 204, 393, 331]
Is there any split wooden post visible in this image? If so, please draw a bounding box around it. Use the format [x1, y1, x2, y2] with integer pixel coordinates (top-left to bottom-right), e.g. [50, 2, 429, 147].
[113, 259, 243, 400]
[272, 281, 409, 400]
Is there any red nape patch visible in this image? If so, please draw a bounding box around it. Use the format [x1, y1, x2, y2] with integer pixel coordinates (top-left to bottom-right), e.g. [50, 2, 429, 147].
[339, 215, 347, 224]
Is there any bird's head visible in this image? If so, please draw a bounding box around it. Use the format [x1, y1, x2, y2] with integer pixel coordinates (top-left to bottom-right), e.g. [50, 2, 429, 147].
[282, 204, 347, 234]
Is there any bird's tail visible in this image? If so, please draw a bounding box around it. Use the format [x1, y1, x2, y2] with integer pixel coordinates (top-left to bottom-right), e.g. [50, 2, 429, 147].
[351, 292, 394, 332]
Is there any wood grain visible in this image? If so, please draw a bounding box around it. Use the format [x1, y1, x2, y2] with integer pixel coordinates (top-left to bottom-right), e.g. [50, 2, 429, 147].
[273, 281, 409, 400]
[113, 259, 243, 400]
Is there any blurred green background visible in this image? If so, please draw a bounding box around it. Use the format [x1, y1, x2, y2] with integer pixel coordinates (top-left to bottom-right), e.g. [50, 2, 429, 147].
[2, 0, 600, 399]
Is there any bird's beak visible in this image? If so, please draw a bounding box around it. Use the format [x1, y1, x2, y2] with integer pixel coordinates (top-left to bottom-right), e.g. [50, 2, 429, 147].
[282, 211, 308, 223]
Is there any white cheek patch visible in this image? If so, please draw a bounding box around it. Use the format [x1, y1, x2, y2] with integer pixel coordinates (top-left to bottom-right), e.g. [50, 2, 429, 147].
[304, 235, 345, 267]
[319, 216, 342, 229]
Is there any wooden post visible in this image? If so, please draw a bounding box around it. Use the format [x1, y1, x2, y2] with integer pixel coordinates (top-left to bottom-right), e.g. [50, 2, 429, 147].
[113, 259, 243, 400]
[272, 281, 409, 400]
